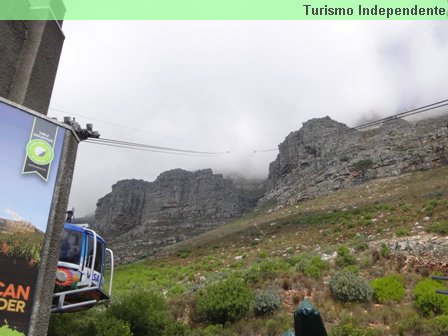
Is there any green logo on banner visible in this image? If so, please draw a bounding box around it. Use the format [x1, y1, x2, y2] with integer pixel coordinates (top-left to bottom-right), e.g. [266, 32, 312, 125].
[26, 139, 54, 165]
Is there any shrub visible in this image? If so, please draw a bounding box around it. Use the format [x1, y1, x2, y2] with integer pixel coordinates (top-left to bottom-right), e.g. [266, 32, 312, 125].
[245, 259, 290, 283]
[189, 325, 226, 336]
[258, 250, 268, 259]
[253, 289, 282, 316]
[423, 199, 440, 217]
[413, 279, 448, 316]
[353, 242, 369, 252]
[107, 290, 177, 336]
[293, 253, 329, 279]
[359, 255, 373, 269]
[429, 315, 448, 336]
[380, 243, 390, 258]
[336, 245, 357, 267]
[395, 227, 410, 237]
[427, 220, 448, 235]
[330, 323, 378, 336]
[330, 271, 373, 303]
[196, 277, 252, 324]
[396, 315, 426, 336]
[88, 315, 132, 336]
[370, 275, 405, 303]
[265, 319, 280, 336]
[343, 265, 360, 274]
[353, 159, 374, 179]
[48, 311, 93, 336]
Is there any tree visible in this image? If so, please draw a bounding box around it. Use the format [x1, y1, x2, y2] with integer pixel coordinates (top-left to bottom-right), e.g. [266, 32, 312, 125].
[353, 159, 373, 181]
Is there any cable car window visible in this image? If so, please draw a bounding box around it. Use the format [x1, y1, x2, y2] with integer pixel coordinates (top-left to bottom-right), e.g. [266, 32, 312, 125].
[86, 235, 94, 268]
[59, 229, 82, 264]
[94, 241, 104, 273]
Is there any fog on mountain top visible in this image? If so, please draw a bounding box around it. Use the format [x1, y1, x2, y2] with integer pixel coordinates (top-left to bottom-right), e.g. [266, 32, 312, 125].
[48, 21, 448, 215]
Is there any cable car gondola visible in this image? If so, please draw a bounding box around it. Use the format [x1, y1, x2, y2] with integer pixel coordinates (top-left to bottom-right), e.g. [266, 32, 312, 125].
[52, 223, 114, 313]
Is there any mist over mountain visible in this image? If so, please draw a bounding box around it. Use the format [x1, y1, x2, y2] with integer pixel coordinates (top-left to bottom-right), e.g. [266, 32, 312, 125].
[90, 114, 448, 263]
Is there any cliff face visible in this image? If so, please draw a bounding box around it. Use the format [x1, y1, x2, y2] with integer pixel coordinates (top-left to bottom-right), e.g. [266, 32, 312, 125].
[93, 115, 448, 264]
[94, 169, 258, 263]
[260, 115, 448, 206]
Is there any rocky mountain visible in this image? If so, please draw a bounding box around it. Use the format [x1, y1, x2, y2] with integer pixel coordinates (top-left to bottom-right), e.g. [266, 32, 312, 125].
[0, 218, 42, 234]
[94, 169, 261, 263]
[92, 115, 448, 264]
[260, 115, 448, 206]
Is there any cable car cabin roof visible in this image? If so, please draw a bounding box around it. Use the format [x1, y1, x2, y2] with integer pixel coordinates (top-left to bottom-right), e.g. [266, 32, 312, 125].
[64, 223, 106, 244]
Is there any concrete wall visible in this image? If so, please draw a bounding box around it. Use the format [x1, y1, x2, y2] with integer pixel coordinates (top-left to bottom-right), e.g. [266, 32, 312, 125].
[0, 20, 65, 115]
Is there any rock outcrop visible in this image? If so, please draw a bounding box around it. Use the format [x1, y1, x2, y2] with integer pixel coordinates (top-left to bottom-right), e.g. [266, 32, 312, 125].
[260, 115, 448, 206]
[94, 169, 259, 263]
[0, 218, 41, 234]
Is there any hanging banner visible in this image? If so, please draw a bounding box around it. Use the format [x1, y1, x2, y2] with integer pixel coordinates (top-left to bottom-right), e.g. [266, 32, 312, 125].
[22, 118, 59, 181]
[0, 100, 66, 335]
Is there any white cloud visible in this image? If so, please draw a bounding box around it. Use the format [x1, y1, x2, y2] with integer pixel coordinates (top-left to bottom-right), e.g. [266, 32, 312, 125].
[48, 21, 448, 215]
[5, 209, 26, 222]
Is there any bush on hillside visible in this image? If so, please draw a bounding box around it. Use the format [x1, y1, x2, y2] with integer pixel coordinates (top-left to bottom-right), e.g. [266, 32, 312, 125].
[330, 323, 378, 336]
[427, 220, 448, 235]
[343, 265, 360, 274]
[380, 243, 391, 258]
[88, 315, 132, 336]
[253, 289, 282, 316]
[429, 315, 448, 336]
[196, 277, 252, 324]
[336, 245, 357, 267]
[48, 311, 93, 336]
[107, 290, 184, 336]
[330, 271, 373, 303]
[293, 253, 329, 279]
[371, 275, 405, 303]
[413, 279, 448, 316]
[245, 259, 290, 283]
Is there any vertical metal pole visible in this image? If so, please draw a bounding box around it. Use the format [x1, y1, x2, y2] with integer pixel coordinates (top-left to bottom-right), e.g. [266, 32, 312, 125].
[28, 131, 79, 336]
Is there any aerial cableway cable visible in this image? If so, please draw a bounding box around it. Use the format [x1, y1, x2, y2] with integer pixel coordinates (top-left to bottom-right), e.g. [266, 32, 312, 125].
[324, 99, 448, 138]
[248, 98, 448, 153]
[50, 107, 198, 144]
[84, 140, 223, 157]
[79, 98, 448, 156]
[85, 137, 230, 156]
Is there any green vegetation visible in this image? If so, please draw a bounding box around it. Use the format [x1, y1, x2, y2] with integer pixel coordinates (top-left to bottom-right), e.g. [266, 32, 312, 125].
[292, 252, 329, 279]
[0, 322, 25, 336]
[49, 291, 186, 336]
[330, 271, 373, 303]
[196, 277, 252, 324]
[107, 290, 187, 336]
[253, 289, 282, 316]
[0, 232, 43, 264]
[47, 166, 448, 335]
[413, 279, 448, 316]
[353, 159, 374, 180]
[245, 259, 290, 284]
[330, 323, 378, 336]
[88, 315, 132, 336]
[380, 243, 390, 258]
[370, 275, 405, 303]
[427, 220, 448, 235]
[395, 227, 410, 237]
[336, 245, 356, 267]
[423, 198, 440, 217]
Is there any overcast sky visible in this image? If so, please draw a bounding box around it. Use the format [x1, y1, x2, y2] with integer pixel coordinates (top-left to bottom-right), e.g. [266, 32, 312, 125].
[48, 21, 448, 216]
